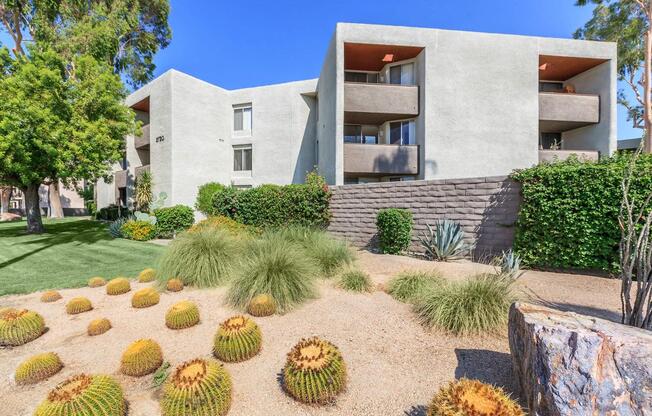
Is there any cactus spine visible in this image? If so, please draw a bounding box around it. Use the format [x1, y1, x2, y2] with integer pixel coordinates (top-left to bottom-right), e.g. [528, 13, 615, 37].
[87, 318, 112, 336]
[138, 268, 156, 283]
[131, 287, 160, 308]
[283, 337, 347, 404]
[106, 277, 131, 295]
[0, 309, 45, 346]
[213, 315, 262, 362]
[40, 291, 62, 303]
[15, 352, 63, 385]
[34, 374, 125, 416]
[160, 359, 232, 416]
[120, 339, 163, 377]
[166, 278, 184, 292]
[88, 276, 106, 287]
[247, 294, 276, 317]
[66, 297, 93, 315]
[427, 378, 525, 416]
[165, 301, 200, 330]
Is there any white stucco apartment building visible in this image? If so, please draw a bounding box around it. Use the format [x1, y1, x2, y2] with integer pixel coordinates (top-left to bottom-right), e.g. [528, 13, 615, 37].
[96, 23, 617, 211]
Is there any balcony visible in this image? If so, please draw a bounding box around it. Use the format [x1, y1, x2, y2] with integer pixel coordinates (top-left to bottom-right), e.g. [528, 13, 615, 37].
[539, 92, 600, 132]
[539, 149, 599, 163]
[344, 82, 419, 124]
[114, 169, 127, 188]
[134, 124, 150, 150]
[343, 143, 419, 176]
[135, 165, 150, 179]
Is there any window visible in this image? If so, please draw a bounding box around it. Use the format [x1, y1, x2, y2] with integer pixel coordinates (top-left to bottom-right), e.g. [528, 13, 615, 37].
[345, 71, 379, 83]
[118, 187, 127, 207]
[233, 145, 252, 171]
[539, 81, 563, 92]
[389, 63, 414, 85]
[389, 120, 415, 145]
[344, 124, 378, 144]
[233, 104, 252, 132]
[540, 133, 562, 150]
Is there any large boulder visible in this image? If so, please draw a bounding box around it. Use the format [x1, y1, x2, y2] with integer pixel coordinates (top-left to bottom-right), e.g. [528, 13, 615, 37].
[509, 302, 652, 416]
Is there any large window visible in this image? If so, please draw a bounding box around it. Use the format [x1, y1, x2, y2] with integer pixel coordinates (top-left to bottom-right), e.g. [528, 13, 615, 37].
[344, 71, 379, 83]
[233, 104, 252, 133]
[344, 124, 378, 144]
[389, 63, 414, 85]
[389, 120, 415, 145]
[233, 145, 252, 171]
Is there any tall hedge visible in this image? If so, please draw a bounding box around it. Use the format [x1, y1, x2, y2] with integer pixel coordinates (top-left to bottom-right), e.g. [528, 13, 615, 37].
[195, 182, 224, 216]
[512, 153, 652, 272]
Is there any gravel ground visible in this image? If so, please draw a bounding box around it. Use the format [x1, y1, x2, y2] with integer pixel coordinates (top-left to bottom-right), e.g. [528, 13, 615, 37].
[0, 251, 621, 415]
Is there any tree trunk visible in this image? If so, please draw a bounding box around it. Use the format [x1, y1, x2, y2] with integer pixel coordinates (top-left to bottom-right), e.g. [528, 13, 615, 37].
[0, 186, 11, 214]
[645, 4, 652, 153]
[23, 184, 44, 233]
[48, 182, 64, 218]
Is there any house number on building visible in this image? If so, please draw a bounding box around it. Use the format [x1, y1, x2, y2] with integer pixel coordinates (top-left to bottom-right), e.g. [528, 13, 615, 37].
[155, 135, 165, 143]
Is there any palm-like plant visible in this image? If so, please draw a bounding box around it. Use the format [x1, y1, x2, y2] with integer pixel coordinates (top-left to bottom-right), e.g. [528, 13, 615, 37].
[418, 219, 471, 261]
[134, 171, 153, 211]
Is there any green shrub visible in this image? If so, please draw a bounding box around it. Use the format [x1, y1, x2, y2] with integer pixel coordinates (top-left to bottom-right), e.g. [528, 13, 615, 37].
[414, 274, 516, 335]
[227, 232, 318, 313]
[121, 220, 157, 241]
[376, 208, 413, 254]
[512, 153, 652, 272]
[154, 205, 195, 238]
[195, 182, 225, 216]
[387, 270, 443, 303]
[157, 227, 241, 287]
[212, 185, 241, 218]
[95, 204, 131, 221]
[190, 215, 258, 237]
[338, 269, 373, 292]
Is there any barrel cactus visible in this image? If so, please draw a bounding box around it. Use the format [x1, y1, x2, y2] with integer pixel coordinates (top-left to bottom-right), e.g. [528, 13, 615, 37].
[166, 278, 184, 292]
[106, 277, 131, 295]
[138, 268, 156, 283]
[283, 337, 347, 404]
[0, 306, 15, 318]
[66, 297, 93, 315]
[213, 315, 261, 362]
[88, 276, 106, 288]
[247, 294, 276, 317]
[427, 378, 525, 416]
[165, 300, 200, 330]
[34, 374, 125, 416]
[120, 339, 163, 377]
[160, 358, 232, 416]
[88, 318, 112, 336]
[40, 290, 62, 303]
[131, 287, 160, 308]
[0, 309, 45, 346]
[15, 352, 63, 385]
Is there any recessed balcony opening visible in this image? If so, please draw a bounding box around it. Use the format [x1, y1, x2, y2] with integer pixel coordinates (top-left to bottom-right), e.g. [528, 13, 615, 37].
[131, 96, 151, 165]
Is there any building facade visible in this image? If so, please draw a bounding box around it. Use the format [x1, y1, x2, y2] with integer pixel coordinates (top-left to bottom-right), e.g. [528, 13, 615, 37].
[96, 23, 617, 211]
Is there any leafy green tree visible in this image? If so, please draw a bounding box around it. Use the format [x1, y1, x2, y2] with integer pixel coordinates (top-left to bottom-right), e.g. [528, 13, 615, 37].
[575, 0, 651, 152]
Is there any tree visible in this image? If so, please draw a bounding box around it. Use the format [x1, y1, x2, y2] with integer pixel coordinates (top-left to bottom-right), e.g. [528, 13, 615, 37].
[575, 0, 652, 152]
[0, 47, 135, 232]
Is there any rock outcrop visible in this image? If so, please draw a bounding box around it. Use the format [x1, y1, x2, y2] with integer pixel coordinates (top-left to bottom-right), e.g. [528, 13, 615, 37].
[508, 302, 652, 416]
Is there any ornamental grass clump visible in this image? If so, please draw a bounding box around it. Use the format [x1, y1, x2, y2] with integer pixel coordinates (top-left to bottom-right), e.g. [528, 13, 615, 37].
[213, 315, 262, 362]
[387, 270, 444, 303]
[415, 274, 516, 335]
[427, 378, 525, 416]
[15, 352, 63, 385]
[120, 339, 163, 377]
[0, 309, 45, 346]
[34, 374, 125, 416]
[157, 227, 241, 287]
[227, 232, 318, 313]
[338, 269, 373, 292]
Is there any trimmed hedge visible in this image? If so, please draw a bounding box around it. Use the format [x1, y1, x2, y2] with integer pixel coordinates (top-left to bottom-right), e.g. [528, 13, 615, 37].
[512, 153, 652, 272]
[376, 208, 413, 254]
[95, 204, 131, 221]
[154, 205, 194, 238]
[195, 182, 224, 216]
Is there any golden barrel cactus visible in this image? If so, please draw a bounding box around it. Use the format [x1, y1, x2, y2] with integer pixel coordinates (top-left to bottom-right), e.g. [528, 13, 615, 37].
[160, 358, 232, 416]
[283, 337, 347, 404]
[247, 294, 276, 317]
[66, 297, 93, 315]
[0, 306, 16, 318]
[120, 339, 163, 377]
[427, 378, 525, 416]
[40, 290, 62, 303]
[166, 278, 184, 292]
[213, 315, 262, 362]
[88, 277, 106, 288]
[15, 352, 63, 385]
[138, 268, 157, 283]
[87, 318, 112, 336]
[131, 287, 160, 308]
[106, 277, 131, 295]
[34, 374, 125, 416]
[165, 301, 200, 330]
[0, 309, 45, 346]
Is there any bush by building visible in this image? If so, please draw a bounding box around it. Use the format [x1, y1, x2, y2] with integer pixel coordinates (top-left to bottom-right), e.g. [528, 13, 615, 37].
[154, 205, 194, 238]
[376, 208, 413, 254]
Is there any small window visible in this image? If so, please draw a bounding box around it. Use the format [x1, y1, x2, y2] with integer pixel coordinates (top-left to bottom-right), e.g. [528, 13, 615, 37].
[539, 82, 563, 92]
[233, 145, 252, 171]
[233, 104, 252, 132]
[345, 71, 380, 84]
[389, 120, 415, 145]
[344, 124, 362, 143]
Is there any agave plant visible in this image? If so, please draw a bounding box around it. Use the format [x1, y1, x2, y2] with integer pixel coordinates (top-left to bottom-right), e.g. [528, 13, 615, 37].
[418, 219, 471, 261]
[495, 249, 524, 279]
[108, 216, 131, 238]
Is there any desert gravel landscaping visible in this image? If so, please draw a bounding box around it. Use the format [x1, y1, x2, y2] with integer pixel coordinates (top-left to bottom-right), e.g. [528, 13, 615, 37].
[0, 251, 621, 416]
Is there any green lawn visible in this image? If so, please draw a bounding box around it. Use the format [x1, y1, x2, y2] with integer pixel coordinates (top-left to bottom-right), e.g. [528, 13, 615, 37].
[0, 218, 165, 296]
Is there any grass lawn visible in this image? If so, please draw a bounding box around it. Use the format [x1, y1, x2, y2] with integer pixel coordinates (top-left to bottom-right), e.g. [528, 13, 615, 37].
[0, 217, 165, 296]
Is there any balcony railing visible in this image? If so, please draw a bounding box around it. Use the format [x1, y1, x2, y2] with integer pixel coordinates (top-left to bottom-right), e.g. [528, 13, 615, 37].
[539, 92, 600, 132]
[343, 143, 419, 175]
[114, 169, 127, 188]
[135, 165, 150, 179]
[344, 82, 419, 124]
[134, 124, 150, 150]
[539, 149, 599, 163]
